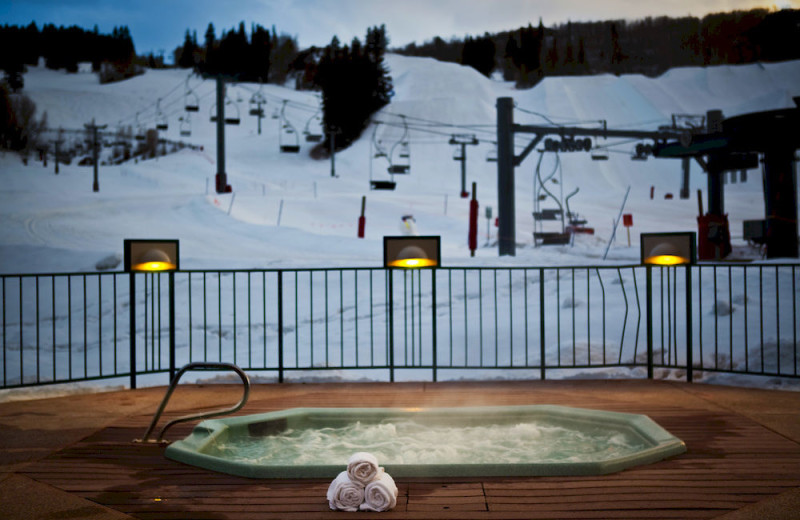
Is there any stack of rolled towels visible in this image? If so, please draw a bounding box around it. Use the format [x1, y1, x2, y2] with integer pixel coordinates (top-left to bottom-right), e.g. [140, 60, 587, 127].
[326, 452, 398, 512]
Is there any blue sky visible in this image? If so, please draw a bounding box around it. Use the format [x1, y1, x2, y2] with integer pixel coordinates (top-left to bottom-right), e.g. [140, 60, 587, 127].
[1, 0, 793, 60]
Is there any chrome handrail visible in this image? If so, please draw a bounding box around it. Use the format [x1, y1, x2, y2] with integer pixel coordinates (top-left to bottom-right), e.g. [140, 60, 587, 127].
[135, 362, 250, 443]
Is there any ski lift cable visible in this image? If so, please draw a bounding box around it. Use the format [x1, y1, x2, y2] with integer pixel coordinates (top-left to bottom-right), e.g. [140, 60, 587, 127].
[534, 152, 563, 218]
[115, 75, 193, 126]
[373, 119, 471, 140]
[516, 103, 675, 132]
[514, 104, 604, 128]
[379, 111, 497, 137]
[117, 72, 220, 127]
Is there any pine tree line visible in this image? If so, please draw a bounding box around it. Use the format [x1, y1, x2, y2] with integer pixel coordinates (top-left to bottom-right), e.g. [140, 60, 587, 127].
[397, 8, 800, 85]
[0, 23, 138, 89]
[173, 23, 298, 84]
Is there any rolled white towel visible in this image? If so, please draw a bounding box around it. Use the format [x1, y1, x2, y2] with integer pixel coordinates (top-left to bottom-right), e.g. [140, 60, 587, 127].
[346, 451, 380, 486]
[360, 470, 398, 512]
[326, 471, 364, 512]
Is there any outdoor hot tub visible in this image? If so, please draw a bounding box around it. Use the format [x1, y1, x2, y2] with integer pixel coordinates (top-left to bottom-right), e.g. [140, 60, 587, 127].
[165, 405, 686, 478]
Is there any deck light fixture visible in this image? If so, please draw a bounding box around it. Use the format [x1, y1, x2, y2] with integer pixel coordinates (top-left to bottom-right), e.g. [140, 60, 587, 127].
[124, 239, 180, 272]
[640, 232, 696, 266]
[124, 239, 180, 388]
[384, 236, 440, 268]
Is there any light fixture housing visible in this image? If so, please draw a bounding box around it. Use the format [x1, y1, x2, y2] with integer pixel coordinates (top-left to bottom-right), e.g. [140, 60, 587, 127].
[384, 236, 440, 269]
[640, 232, 696, 266]
[124, 239, 180, 272]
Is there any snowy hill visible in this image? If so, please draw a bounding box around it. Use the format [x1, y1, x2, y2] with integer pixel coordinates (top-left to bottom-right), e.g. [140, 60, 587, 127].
[2, 55, 800, 274]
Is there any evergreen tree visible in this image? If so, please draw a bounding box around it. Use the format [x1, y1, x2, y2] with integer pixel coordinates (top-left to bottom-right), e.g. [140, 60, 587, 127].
[545, 35, 559, 73]
[250, 24, 272, 82]
[202, 23, 216, 74]
[269, 26, 298, 84]
[462, 34, 495, 77]
[610, 22, 623, 72]
[316, 25, 393, 153]
[178, 29, 197, 68]
[577, 37, 588, 72]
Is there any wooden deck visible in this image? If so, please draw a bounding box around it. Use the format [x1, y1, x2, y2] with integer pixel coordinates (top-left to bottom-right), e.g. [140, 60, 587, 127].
[18, 382, 800, 519]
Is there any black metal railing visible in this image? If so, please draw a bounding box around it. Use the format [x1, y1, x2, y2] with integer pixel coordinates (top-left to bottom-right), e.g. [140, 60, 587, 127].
[1, 264, 798, 389]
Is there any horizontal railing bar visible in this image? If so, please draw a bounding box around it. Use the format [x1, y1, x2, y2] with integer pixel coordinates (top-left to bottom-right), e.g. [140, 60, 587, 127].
[6, 263, 797, 279]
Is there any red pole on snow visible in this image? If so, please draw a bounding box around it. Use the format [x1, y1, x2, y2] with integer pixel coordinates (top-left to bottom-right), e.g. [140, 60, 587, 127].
[357, 195, 366, 238]
[468, 182, 479, 257]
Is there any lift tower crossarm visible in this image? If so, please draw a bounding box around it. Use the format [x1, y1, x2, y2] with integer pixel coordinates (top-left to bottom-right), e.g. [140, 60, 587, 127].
[513, 123, 683, 145]
[513, 124, 683, 170]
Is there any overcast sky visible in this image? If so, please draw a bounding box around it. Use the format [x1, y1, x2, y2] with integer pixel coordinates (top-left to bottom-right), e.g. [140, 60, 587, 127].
[1, 0, 795, 60]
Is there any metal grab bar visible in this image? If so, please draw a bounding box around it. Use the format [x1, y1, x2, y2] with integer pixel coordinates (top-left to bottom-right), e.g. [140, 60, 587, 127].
[135, 362, 250, 443]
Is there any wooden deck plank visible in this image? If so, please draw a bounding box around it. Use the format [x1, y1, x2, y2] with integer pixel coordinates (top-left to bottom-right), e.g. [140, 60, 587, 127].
[17, 384, 800, 520]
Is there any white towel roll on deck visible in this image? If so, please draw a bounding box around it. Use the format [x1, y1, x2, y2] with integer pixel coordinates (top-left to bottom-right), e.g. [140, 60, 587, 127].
[346, 451, 380, 486]
[360, 470, 398, 512]
[326, 471, 364, 512]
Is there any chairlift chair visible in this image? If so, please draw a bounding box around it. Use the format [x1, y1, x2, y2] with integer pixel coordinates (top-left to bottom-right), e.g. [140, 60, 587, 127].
[303, 110, 324, 142]
[532, 151, 571, 246]
[224, 97, 241, 125]
[370, 180, 397, 190]
[371, 123, 389, 158]
[277, 100, 300, 152]
[179, 115, 191, 137]
[386, 124, 411, 175]
[155, 99, 169, 131]
[134, 112, 146, 140]
[387, 164, 410, 174]
[249, 91, 266, 116]
[386, 116, 411, 174]
[399, 141, 410, 159]
[184, 75, 200, 112]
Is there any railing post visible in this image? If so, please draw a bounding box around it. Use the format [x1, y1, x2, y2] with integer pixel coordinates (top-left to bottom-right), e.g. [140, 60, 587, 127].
[646, 265, 654, 379]
[129, 272, 137, 389]
[539, 268, 546, 380]
[169, 271, 176, 382]
[277, 271, 284, 383]
[431, 269, 437, 382]
[388, 269, 395, 382]
[686, 265, 693, 382]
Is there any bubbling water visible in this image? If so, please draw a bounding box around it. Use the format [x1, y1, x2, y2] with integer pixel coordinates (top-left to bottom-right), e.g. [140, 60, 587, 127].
[208, 419, 648, 466]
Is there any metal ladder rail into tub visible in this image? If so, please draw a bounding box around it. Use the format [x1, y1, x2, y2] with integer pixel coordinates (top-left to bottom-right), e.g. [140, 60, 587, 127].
[135, 362, 251, 444]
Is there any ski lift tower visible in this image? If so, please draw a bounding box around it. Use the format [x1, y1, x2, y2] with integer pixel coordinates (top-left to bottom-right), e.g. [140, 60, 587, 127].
[213, 75, 234, 193]
[654, 99, 800, 259]
[449, 134, 479, 198]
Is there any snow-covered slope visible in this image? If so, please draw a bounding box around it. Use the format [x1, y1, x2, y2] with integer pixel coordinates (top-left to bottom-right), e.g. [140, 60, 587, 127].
[2, 55, 799, 273]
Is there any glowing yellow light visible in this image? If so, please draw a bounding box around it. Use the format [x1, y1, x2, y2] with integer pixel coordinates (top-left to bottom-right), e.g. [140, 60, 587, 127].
[403, 407, 424, 412]
[133, 261, 177, 272]
[132, 248, 176, 271]
[645, 254, 689, 266]
[387, 257, 437, 268]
